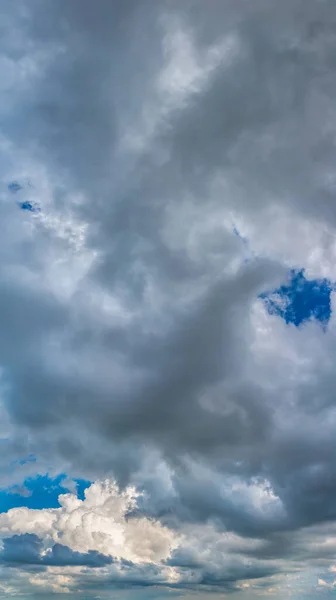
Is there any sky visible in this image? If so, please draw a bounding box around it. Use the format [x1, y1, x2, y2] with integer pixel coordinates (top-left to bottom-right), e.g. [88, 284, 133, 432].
[0, 0, 336, 598]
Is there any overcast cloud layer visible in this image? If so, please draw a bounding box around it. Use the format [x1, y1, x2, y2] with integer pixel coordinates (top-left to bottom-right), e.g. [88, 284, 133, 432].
[1, 0, 336, 598]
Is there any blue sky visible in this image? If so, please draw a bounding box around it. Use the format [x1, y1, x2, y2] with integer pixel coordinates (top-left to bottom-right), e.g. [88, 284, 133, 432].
[262, 269, 333, 328]
[0, 475, 91, 512]
[0, 1, 336, 599]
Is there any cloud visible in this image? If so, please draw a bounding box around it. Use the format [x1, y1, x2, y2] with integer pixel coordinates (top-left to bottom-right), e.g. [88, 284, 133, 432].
[0, 480, 178, 564]
[0, 477, 335, 596]
[0, 0, 336, 597]
[0, 533, 112, 568]
[0, 480, 285, 593]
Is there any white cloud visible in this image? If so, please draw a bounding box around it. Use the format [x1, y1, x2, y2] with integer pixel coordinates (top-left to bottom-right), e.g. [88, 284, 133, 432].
[0, 480, 178, 564]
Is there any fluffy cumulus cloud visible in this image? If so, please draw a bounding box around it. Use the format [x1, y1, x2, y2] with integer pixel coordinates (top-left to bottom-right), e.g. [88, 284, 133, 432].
[0, 0, 336, 597]
[0, 481, 177, 564]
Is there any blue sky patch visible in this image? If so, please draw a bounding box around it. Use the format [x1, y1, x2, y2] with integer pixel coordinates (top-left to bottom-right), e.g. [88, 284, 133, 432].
[261, 269, 334, 328]
[8, 182, 23, 193]
[0, 474, 91, 512]
[19, 200, 40, 212]
[11, 453, 37, 468]
[233, 226, 247, 244]
[6, 182, 40, 211]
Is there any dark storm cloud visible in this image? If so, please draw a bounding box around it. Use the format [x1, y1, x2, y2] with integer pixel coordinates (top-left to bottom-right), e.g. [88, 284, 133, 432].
[77, 558, 280, 594]
[0, 533, 280, 593]
[0, 534, 112, 568]
[1, 0, 336, 596]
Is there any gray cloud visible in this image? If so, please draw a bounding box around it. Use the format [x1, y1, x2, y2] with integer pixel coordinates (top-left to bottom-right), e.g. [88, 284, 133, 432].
[0, 0, 336, 597]
[0, 534, 112, 569]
